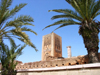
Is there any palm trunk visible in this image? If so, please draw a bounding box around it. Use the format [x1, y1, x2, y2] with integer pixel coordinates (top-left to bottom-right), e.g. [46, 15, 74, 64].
[0, 35, 2, 49]
[87, 48, 99, 63]
[82, 31, 99, 63]
[8, 69, 17, 75]
[79, 26, 100, 63]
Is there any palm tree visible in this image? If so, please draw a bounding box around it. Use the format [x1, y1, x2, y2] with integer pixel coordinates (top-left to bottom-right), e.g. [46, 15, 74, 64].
[0, 39, 26, 75]
[0, 0, 37, 51]
[43, 0, 100, 63]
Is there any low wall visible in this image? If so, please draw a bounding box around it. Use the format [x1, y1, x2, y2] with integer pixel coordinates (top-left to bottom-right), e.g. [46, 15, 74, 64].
[16, 53, 100, 70]
[17, 63, 100, 75]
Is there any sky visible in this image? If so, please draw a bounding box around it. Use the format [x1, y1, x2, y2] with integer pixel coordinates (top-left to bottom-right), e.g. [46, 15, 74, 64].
[6, 0, 100, 63]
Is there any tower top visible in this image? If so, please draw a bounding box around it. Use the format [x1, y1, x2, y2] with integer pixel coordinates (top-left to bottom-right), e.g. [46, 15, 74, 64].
[67, 46, 71, 48]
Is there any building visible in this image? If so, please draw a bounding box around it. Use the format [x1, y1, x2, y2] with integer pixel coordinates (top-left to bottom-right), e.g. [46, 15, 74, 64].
[42, 33, 62, 61]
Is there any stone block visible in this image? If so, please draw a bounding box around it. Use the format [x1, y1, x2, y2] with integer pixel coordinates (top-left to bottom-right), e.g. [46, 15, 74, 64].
[65, 63, 70, 66]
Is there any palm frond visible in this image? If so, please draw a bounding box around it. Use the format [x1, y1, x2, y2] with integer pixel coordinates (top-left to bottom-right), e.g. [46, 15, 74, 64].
[9, 39, 20, 57]
[15, 44, 26, 56]
[6, 15, 34, 27]
[85, 0, 95, 19]
[65, 0, 71, 4]
[87, 0, 95, 19]
[3, 15, 34, 31]
[9, 37, 16, 49]
[85, 0, 89, 19]
[9, 3, 27, 17]
[0, 0, 12, 24]
[43, 19, 81, 30]
[4, 33, 38, 51]
[1, 10, 9, 26]
[10, 30, 38, 51]
[66, 0, 96, 20]
[52, 20, 81, 32]
[91, 0, 100, 19]
[0, 0, 8, 24]
[0, 43, 7, 53]
[21, 27, 37, 35]
[6, 0, 12, 8]
[50, 9, 83, 21]
[66, 0, 85, 19]
[10, 30, 30, 42]
[16, 37, 37, 51]
[0, 3, 27, 26]
[93, 11, 100, 18]
[15, 15, 34, 22]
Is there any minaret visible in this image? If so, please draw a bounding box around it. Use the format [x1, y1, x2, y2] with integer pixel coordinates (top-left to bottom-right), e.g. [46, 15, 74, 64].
[67, 46, 72, 58]
[42, 33, 62, 61]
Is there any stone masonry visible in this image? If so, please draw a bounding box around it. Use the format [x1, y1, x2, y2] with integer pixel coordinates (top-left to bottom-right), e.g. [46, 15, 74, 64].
[42, 33, 62, 61]
[15, 53, 100, 70]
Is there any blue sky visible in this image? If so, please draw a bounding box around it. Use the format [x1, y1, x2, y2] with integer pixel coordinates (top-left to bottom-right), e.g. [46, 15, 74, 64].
[8, 0, 100, 63]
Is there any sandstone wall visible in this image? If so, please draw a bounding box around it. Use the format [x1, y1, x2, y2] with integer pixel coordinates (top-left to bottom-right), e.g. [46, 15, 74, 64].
[0, 54, 100, 70]
[15, 53, 100, 70]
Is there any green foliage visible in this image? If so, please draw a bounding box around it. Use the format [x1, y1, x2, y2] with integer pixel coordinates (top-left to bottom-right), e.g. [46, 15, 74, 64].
[0, 39, 26, 75]
[43, 0, 100, 32]
[0, 0, 38, 51]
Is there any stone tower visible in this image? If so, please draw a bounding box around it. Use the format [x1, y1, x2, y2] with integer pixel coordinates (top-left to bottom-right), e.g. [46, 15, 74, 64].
[42, 33, 62, 61]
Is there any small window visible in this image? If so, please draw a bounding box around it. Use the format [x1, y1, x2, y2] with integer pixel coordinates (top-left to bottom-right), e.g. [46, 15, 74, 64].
[76, 62, 79, 65]
[46, 65, 47, 67]
[62, 64, 64, 66]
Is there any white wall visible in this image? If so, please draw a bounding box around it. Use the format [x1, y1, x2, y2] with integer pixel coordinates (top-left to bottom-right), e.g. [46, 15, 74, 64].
[17, 63, 100, 75]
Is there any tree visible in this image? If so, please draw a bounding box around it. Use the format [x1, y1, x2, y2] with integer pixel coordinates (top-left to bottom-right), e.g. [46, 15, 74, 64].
[43, 0, 100, 63]
[0, 0, 37, 51]
[0, 39, 26, 75]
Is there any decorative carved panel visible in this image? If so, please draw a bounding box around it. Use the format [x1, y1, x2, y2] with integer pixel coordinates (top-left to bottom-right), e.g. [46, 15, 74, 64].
[44, 35, 51, 46]
[55, 37, 60, 50]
